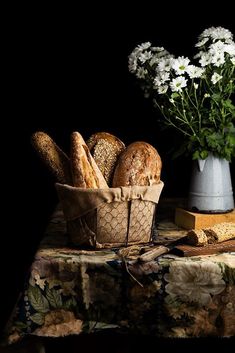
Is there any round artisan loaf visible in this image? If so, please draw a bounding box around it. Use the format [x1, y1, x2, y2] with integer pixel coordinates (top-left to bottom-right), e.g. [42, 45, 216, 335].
[87, 132, 125, 185]
[112, 141, 162, 187]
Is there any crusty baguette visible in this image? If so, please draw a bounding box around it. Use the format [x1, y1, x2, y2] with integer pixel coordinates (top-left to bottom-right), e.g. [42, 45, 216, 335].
[87, 132, 125, 185]
[112, 141, 162, 187]
[70, 132, 108, 188]
[31, 131, 72, 184]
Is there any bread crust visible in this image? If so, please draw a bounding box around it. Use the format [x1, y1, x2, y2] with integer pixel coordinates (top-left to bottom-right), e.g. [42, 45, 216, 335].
[187, 222, 235, 246]
[187, 229, 208, 246]
[112, 141, 162, 187]
[204, 222, 235, 243]
[70, 132, 108, 188]
[87, 132, 125, 185]
[31, 131, 72, 184]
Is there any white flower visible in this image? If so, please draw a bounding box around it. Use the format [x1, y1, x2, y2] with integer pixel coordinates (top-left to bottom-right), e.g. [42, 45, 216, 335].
[194, 83, 199, 89]
[210, 27, 233, 42]
[128, 51, 139, 72]
[151, 46, 165, 52]
[158, 57, 174, 72]
[154, 71, 170, 87]
[128, 42, 152, 72]
[186, 65, 205, 78]
[199, 26, 233, 42]
[209, 40, 227, 54]
[211, 72, 223, 84]
[160, 72, 170, 82]
[231, 57, 235, 65]
[170, 76, 188, 92]
[199, 52, 212, 67]
[152, 47, 171, 56]
[194, 50, 204, 59]
[172, 56, 190, 75]
[149, 55, 160, 66]
[139, 50, 153, 63]
[153, 77, 161, 87]
[157, 85, 168, 94]
[195, 37, 209, 47]
[136, 67, 148, 79]
[149, 49, 171, 66]
[137, 42, 152, 51]
[211, 52, 225, 67]
[225, 43, 235, 56]
[164, 260, 225, 306]
[199, 27, 216, 38]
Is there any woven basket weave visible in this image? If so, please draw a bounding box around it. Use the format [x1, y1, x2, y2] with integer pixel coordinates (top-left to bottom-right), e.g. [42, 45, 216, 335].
[56, 182, 164, 248]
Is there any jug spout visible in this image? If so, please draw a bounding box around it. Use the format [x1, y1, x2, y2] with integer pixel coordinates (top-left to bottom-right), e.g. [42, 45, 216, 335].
[198, 158, 206, 172]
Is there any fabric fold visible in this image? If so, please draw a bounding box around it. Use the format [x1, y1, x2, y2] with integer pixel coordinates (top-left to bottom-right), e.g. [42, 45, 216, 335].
[56, 182, 164, 221]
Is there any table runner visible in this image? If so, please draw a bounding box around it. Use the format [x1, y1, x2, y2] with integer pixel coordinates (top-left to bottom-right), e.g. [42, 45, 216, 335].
[5, 208, 235, 343]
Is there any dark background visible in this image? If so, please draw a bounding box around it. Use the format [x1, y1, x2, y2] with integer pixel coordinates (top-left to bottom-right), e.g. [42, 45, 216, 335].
[2, 4, 235, 349]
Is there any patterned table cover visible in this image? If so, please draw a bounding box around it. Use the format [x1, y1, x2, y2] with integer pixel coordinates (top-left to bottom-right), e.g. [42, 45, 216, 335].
[5, 206, 235, 343]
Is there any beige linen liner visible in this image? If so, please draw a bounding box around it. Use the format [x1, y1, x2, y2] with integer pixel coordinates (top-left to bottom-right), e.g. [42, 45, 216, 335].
[56, 182, 164, 248]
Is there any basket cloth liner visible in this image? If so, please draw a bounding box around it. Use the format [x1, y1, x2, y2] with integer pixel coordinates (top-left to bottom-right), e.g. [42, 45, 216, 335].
[56, 182, 164, 220]
[56, 182, 164, 248]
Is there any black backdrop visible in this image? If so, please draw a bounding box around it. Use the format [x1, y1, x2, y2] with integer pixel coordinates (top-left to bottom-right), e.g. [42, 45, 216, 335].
[2, 4, 235, 348]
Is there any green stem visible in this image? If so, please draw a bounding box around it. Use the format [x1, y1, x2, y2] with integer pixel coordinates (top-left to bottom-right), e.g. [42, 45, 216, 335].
[180, 92, 199, 138]
[185, 87, 202, 131]
[154, 100, 192, 137]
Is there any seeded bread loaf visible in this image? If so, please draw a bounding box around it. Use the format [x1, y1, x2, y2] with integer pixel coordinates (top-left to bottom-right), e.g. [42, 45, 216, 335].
[186, 229, 208, 246]
[187, 222, 235, 246]
[87, 132, 125, 185]
[70, 132, 108, 188]
[31, 131, 72, 184]
[112, 141, 162, 187]
[203, 222, 235, 243]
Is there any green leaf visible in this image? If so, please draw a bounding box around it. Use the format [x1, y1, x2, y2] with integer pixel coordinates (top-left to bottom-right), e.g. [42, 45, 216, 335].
[28, 285, 49, 313]
[30, 313, 45, 326]
[222, 99, 235, 110]
[192, 151, 200, 160]
[212, 93, 221, 101]
[218, 263, 235, 284]
[15, 321, 28, 329]
[227, 134, 235, 146]
[90, 322, 119, 330]
[45, 287, 63, 309]
[171, 92, 180, 99]
[199, 150, 209, 159]
[63, 297, 77, 310]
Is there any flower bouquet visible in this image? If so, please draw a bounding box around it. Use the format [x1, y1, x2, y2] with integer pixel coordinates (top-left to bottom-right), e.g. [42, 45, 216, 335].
[128, 27, 235, 161]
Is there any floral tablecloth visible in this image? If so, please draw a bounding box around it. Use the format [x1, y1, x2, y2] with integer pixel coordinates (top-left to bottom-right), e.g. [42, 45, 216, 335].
[5, 208, 235, 343]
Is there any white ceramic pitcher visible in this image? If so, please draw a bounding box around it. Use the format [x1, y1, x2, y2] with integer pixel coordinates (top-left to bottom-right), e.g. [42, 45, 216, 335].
[188, 153, 234, 213]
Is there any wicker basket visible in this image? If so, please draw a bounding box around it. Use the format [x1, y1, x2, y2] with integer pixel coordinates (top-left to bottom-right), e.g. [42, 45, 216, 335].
[56, 182, 164, 248]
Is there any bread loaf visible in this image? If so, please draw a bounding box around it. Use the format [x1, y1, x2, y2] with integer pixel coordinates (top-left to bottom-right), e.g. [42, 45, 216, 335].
[112, 141, 162, 187]
[204, 222, 235, 243]
[186, 222, 235, 246]
[31, 131, 72, 184]
[186, 229, 208, 246]
[70, 132, 108, 188]
[87, 132, 125, 185]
